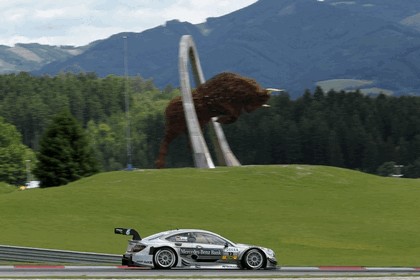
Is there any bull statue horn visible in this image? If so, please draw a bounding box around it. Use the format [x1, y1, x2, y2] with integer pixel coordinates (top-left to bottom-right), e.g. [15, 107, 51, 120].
[266, 88, 284, 94]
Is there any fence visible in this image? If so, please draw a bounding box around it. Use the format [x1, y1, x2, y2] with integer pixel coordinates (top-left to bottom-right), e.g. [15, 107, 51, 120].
[0, 245, 121, 264]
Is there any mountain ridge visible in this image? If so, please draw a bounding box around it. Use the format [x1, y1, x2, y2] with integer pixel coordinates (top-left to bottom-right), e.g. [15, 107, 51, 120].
[3, 0, 420, 97]
[0, 43, 87, 73]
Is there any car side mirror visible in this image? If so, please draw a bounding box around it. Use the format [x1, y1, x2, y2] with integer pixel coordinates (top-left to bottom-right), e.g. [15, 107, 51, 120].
[224, 242, 229, 248]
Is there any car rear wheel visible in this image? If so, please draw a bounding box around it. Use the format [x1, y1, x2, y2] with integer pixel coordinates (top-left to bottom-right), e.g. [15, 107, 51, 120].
[153, 247, 177, 269]
[242, 249, 266, 270]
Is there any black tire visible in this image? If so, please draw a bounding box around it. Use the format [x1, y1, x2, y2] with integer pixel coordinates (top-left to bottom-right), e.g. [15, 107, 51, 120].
[153, 247, 177, 269]
[242, 249, 266, 270]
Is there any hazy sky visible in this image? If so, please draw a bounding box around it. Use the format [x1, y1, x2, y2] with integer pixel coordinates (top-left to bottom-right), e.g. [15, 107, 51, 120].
[0, 0, 257, 47]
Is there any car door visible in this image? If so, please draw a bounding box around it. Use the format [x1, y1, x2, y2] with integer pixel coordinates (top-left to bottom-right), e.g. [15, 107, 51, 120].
[178, 232, 225, 265]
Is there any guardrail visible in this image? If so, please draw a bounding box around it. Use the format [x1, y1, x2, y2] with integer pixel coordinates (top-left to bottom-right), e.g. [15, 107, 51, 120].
[0, 245, 121, 264]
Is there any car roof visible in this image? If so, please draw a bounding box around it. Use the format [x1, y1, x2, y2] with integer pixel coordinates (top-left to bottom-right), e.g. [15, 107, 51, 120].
[158, 229, 217, 236]
[142, 229, 232, 242]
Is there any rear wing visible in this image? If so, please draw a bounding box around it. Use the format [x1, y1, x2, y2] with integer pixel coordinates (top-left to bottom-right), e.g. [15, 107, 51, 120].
[114, 228, 142, 240]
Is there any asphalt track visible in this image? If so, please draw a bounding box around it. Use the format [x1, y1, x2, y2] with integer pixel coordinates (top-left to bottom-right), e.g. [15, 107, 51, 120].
[1, 265, 420, 278]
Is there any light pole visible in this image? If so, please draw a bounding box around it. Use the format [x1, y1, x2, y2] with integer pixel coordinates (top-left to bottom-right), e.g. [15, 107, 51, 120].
[25, 160, 31, 185]
[123, 35, 133, 170]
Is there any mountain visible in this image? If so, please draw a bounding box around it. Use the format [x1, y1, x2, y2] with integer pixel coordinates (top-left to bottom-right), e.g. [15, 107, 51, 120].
[0, 43, 87, 74]
[18, 0, 420, 96]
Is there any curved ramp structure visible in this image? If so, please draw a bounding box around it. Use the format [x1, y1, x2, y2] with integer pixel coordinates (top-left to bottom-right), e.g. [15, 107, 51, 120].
[178, 35, 240, 168]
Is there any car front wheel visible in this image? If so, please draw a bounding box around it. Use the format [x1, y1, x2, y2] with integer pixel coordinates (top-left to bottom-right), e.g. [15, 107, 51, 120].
[242, 249, 266, 270]
[153, 247, 177, 269]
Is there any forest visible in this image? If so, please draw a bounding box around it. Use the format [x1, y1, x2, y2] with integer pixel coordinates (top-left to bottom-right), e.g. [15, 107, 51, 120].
[1, 72, 419, 185]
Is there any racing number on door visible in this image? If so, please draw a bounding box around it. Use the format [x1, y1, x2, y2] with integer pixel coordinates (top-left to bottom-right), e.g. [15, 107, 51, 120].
[222, 248, 239, 261]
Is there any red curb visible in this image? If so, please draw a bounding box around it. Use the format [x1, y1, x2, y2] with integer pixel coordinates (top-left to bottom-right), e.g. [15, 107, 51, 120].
[14, 265, 65, 269]
[319, 266, 365, 270]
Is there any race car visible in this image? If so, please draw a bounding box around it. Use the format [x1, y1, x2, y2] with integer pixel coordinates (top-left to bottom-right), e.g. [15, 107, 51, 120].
[114, 227, 277, 270]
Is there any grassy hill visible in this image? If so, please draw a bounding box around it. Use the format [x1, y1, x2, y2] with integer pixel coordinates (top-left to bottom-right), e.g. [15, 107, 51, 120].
[1, 165, 419, 266]
[0, 182, 14, 194]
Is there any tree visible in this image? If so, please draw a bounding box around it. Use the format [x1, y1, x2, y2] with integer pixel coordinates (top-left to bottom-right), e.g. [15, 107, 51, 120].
[328, 130, 344, 167]
[34, 111, 98, 187]
[0, 117, 35, 185]
[376, 161, 396, 177]
[403, 158, 420, 178]
[86, 120, 124, 171]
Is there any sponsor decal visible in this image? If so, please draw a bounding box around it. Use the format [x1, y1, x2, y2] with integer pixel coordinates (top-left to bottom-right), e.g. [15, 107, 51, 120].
[180, 248, 223, 256]
[175, 236, 188, 242]
[225, 247, 240, 253]
[222, 264, 238, 268]
[222, 255, 238, 260]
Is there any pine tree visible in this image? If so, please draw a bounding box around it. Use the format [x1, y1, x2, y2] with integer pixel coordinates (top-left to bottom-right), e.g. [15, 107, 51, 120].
[34, 111, 98, 187]
[0, 117, 35, 185]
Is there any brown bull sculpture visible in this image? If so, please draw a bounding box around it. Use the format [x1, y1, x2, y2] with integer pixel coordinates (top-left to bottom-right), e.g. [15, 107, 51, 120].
[156, 72, 272, 168]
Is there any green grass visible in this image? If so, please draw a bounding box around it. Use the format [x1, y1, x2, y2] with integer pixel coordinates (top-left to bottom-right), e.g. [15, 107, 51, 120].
[1, 165, 419, 266]
[0, 182, 15, 194]
[317, 78, 374, 91]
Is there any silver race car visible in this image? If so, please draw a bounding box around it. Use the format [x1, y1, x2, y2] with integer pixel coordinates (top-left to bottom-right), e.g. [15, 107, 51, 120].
[114, 228, 277, 270]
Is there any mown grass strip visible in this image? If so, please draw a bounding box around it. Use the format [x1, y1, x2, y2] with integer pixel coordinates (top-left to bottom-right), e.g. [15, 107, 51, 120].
[1, 165, 419, 266]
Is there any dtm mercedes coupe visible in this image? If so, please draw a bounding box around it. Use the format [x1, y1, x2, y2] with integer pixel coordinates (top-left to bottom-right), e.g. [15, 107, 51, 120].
[114, 228, 277, 270]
